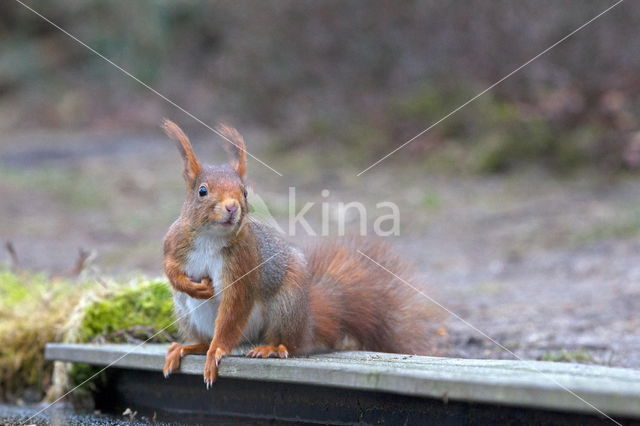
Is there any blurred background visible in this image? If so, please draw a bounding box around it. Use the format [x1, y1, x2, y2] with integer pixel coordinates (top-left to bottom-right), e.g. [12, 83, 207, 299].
[1, 0, 640, 403]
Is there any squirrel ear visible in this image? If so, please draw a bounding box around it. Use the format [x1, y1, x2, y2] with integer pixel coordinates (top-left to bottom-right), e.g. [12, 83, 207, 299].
[162, 119, 202, 188]
[216, 123, 247, 180]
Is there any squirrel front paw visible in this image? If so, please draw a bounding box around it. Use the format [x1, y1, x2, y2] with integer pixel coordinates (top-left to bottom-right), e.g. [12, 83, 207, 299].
[184, 277, 214, 299]
[163, 342, 182, 378]
[204, 345, 228, 388]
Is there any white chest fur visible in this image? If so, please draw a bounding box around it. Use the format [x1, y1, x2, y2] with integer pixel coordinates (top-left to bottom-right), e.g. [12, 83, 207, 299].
[173, 231, 225, 341]
[173, 230, 264, 344]
[185, 231, 226, 287]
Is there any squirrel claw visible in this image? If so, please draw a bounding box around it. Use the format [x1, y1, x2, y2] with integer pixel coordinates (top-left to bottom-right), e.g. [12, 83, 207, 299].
[203, 346, 227, 386]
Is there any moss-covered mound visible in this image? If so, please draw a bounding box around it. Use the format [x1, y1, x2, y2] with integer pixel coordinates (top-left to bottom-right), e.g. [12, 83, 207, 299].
[0, 270, 177, 402]
[71, 280, 177, 344]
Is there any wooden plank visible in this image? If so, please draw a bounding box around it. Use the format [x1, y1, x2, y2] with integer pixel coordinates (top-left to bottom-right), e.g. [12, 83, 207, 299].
[45, 343, 640, 418]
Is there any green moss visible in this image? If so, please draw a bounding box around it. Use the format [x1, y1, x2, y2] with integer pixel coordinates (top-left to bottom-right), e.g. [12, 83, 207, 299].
[68, 280, 178, 391]
[76, 280, 177, 343]
[0, 270, 178, 401]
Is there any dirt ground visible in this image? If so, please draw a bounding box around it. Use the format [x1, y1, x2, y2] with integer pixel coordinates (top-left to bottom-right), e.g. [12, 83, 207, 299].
[1, 129, 639, 369]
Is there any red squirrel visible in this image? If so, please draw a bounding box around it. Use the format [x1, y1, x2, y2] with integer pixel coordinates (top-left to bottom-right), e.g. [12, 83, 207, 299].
[161, 120, 433, 386]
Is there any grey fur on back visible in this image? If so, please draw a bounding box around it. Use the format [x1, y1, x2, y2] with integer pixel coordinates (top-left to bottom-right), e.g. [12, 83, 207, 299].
[249, 221, 293, 298]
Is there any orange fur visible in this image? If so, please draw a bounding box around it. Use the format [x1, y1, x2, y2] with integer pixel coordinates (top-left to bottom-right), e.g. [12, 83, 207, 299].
[247, 344, 289, 358]
[216, 123, 247, 180]
[162, 120, 440, 387]
[202, 226, 261, 383]
[162, 119, 202, 188]
[216, 228, 260, 354]
[306, 238, 434, 355]
[164, 255, 214, 299]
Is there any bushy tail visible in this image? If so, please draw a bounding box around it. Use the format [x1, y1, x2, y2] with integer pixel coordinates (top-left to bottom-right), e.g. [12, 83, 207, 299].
[305, 238, 440, 355]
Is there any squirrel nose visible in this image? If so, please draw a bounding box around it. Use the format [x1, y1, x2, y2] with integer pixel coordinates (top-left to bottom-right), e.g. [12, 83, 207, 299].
[225, 203, 238, 214]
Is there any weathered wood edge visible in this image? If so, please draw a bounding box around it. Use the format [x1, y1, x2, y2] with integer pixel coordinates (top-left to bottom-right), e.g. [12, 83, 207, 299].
[45, 343, 640, 418]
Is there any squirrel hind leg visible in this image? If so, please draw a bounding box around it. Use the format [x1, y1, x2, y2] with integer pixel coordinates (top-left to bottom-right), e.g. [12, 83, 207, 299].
[163, 342, 209, 377]
[246, 344, 289, 359]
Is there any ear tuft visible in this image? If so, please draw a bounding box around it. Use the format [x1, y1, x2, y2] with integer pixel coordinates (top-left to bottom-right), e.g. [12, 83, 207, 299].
[216, 123, 247, 180]
[162, 119, 202, 187]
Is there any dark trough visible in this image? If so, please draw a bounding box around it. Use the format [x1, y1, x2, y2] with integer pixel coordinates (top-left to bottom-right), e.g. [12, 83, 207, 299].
[45, 343, 640, 425]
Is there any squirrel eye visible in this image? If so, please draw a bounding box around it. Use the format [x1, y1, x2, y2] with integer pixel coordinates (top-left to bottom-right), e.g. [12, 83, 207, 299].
[242, 187, 248, 198]
[198, 185, 208, 197]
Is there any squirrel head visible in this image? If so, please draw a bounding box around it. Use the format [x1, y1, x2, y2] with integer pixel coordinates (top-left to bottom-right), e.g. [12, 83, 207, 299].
[162, 119, 248, 236]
